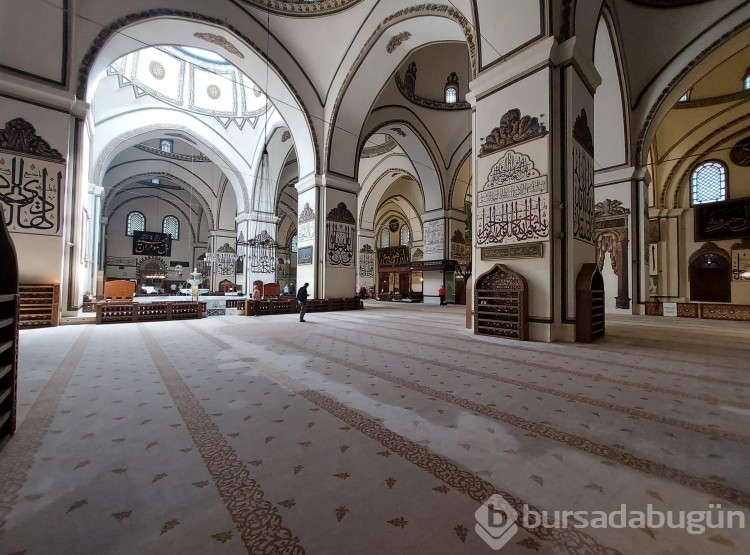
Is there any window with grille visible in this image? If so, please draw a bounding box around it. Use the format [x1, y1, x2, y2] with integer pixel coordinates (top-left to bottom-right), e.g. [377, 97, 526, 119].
[744, 72, 750, 90]
[380, 228, 390, 248]
[126, 211, 145, 236]
[160, 139, 173, 153]
[399, 224, 410, 246]
[691, 161, 727, 205]
[163, 215, 179, 240]
[445, 87, 457, 104]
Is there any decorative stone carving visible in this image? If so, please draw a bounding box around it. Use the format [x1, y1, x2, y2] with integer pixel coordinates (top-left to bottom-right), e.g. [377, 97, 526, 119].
[572, 109, 594, 157]
[390, 127, 406, 137]
[194, 32, 245, 58]
[0, 118, 64, 162]
[386, 31, 412, 53]
[298, 202, 315, 242]
[479, 109, 549, 158]
[237, 0, 362, 16]
[281, 130, 291, 142]
[595, 199, 631, 309]
[135, 143, 210, 162]
[595, 199, 629, 217]
[361, 137, 397, 158]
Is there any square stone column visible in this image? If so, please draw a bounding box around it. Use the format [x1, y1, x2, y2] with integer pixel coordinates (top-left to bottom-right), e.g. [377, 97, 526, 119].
[296, 174, 360, 299]
[467, 37, 601, 342]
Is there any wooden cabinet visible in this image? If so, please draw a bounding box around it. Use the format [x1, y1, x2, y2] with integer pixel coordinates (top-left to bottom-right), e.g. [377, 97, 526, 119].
[19, 284, 60, 328]
[0, 212, 19, 449]
[474, 264, 528, 340]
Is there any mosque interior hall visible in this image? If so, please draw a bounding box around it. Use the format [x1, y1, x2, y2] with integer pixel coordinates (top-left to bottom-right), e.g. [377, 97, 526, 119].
[1, 1, 749, 553]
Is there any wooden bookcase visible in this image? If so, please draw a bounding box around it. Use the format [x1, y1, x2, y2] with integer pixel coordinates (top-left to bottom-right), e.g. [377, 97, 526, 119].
[576, 263, 605, 343]
[474, 264, 529, 340]
[18, 284, 60, 328]
[0, 212, 19, 449]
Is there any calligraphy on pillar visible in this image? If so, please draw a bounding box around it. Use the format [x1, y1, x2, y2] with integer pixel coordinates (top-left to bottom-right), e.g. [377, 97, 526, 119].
[572, 142, 595, 244]
[326, 202, 355, 267]
[0, 155, 65, 236]
[359, 243, 374, 277]
[476, 149, 549, 246]
[298, 202, 315, 242]
[424, 220, 444, 256]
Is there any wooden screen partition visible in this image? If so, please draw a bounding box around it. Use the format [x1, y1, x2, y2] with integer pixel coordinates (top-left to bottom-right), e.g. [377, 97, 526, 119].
[576, 263, 605, 343]
[474, 264, 528, 340]
[0, 210, 19, 448]
[263, 282, 281, 297]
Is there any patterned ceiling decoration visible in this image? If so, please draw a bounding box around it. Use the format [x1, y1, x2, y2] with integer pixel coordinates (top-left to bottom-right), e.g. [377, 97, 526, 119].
[107, 47, 269, 130]
[193, 32, 245, 59]
[237, 0, 363, 16]
[478, 108, 549, 158]
[730, 136, 750, 167]
[386, 31, 412, 53]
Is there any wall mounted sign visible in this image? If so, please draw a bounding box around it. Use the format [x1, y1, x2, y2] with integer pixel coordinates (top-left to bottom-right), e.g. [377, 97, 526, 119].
[107, 256, 138, 267]
[481, 243, 543, 260]
[476, 149, 549, 246]
[132, 230, 172, 256]
[694, 198, 750, 241]
[298, 246, 313, 265]
[731, 246, 750, 281]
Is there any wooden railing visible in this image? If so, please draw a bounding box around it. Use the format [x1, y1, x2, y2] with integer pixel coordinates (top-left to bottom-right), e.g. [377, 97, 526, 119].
[96, 301, 205, 324]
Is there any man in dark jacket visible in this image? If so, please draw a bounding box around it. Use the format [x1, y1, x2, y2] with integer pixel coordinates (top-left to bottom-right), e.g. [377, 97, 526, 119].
[296, 282, 309, 322]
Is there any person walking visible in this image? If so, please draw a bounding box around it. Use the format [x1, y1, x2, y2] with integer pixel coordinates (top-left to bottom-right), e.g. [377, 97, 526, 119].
[252, 285, 261, 317]
[296, 282, 309, 322]
[438, 286, 446, 306]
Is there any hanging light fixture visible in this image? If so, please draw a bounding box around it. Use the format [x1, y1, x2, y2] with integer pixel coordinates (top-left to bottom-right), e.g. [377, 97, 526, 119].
[237, 6, 278, 277]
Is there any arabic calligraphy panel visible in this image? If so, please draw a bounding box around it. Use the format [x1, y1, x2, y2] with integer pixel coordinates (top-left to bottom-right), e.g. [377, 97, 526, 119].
[0, 153, 65, 236]
[694, 198, 750, 241]
[476, 149, 549, 247]
[424, 220, 444, 256]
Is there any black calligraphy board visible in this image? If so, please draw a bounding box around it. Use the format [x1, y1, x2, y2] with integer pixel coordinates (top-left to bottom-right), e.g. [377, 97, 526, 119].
[377, 246, 410, 267]
[694, 198, 750, 242]
[133, 230, 172, 257]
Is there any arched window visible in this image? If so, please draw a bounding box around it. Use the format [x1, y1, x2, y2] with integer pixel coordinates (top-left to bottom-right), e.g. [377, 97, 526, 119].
[162, 215, 179, 240]
[379, 228, 390, 248]
[160, 139, 173, 153]
[291, 234, 298, 253]
[399, 224, 410, 246]
[126, 211, 145, 236]
[444, 72, 459, 104]
[744, 69, 750, 90]
[691, 161, 727, 205]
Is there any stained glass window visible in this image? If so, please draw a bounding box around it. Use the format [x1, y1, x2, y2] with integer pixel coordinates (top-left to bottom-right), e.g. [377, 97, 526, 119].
[691, 161, 727, 205]
[126, 211, 145, 236]
[163, 215, 179, 240]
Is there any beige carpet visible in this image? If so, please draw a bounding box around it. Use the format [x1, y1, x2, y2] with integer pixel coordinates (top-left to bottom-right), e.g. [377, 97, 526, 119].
[1, 303, 749, 554]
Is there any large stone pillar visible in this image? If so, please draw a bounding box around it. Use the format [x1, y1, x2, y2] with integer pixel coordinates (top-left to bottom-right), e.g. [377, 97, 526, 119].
[295, 174, 360, 299]
[467, 37, 601, 342]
